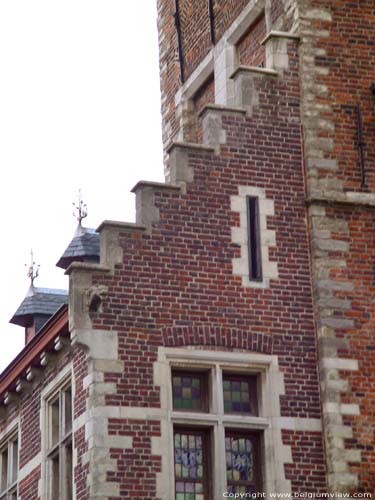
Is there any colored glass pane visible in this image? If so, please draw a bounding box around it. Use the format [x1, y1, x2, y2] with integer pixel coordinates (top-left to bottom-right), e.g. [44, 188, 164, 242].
[223, 376, 256, 414]
[172, 373, 205, 411]
[226, 435, 258, 492]
[174, 430, 206, 499]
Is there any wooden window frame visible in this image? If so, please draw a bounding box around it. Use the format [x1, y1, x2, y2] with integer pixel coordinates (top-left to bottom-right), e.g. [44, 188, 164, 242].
[0, 432, 18, 500]
[247, 196, 263, 281]
[225, 430, 262, 493]
[173, 426, 212, 499]
[172, 370, 210, 413]
[223, 373, 258, 416]
[46, 382, 72, 500]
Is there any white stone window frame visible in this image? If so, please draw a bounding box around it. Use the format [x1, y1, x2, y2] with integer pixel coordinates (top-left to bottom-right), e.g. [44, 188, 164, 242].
[231, 186, 278, 288]
[40, 365, 73, 500]
[155, 347, 291, 499]
[0, 423, 19, 500]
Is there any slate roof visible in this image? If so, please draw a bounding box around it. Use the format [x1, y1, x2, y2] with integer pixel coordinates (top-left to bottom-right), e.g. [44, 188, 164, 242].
[56, 225, 100, 269]
[10, 287, 68, 327]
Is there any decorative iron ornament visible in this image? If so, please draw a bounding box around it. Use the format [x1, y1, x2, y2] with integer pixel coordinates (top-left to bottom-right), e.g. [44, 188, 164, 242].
[26, 249, 40, 286]
[73, 189, 88, 225]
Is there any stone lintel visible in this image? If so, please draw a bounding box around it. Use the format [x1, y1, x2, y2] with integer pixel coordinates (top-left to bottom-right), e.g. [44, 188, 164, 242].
[230, 65, 278, 80]
[260, 30, 300, 46]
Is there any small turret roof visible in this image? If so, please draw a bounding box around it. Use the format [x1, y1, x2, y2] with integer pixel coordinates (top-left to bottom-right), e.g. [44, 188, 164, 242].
[56, 225, 100, 270]
[10, 287, 68, 327]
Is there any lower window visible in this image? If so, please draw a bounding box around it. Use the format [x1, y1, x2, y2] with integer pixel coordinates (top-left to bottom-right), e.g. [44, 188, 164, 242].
[0, 432, 18, 500]
[46, 382, 72, 500]
[174, 428, 210, 500]
[226, 431, 261, 494]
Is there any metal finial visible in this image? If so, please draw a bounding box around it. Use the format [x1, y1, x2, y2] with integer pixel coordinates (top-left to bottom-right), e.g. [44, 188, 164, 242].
[26, 249, 40, 286]
[73, 189, 88, 225]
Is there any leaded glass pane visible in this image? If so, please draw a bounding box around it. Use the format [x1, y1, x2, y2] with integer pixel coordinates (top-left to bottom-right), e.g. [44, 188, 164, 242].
[172, 373, 204, 411]
[223, 376, 256, 414]
[225, 436, 256, 484]
[174, 430, 206, 499]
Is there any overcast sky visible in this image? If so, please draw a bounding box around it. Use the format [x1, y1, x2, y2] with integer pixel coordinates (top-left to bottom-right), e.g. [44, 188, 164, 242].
[0, 1, 164, 372]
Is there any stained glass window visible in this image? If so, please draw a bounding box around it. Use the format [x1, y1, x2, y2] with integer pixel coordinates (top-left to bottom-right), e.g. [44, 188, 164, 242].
[226, 433, 259, 494]
[174, 429, 208, 500]
[172, 372, 207, 412]
[223, 375, 257, 414]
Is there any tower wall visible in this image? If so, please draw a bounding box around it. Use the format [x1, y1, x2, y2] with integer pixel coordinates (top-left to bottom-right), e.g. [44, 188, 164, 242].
[298, 0, 375, 493]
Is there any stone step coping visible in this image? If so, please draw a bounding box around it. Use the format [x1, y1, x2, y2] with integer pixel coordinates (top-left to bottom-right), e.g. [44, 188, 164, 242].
[96, 220, 147, 233]
[131, 180, 181, 194]
[260, 30, 300, 46]
[65, 262, 112, 276]
[229, 65, 278, 80]
[166, 141, 215, 155]
[307, 191, 375, 208]
[198, 103, 247, 119]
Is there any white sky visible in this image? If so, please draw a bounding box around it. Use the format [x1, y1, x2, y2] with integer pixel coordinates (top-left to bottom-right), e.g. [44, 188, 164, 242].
[0, 1, 164, 372]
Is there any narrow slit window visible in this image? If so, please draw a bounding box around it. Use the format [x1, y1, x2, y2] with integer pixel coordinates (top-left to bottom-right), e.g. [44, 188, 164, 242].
[247, 196, 262, 281]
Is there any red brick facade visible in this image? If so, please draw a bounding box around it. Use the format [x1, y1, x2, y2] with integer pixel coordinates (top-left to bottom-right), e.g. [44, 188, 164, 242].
[1, 1, 375, 499]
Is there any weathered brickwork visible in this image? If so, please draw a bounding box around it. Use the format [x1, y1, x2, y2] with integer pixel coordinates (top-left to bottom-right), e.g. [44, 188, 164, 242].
[282, 430, 326, 492]
[302, 0, 375, 191]
[82, 36, 327, 495]
[237, 14, 266, 68]
[193, 75, 215, 143]
[297, 0, 375, 493]
[180, 0, 211, 80]
[157, 0, 290, 152]
[324, 206, 375, 493]
[107, 419, 161, 499]
[213, 0, 253, 42]
[19, 467, 40, 500]
[0, 350, 72, 500]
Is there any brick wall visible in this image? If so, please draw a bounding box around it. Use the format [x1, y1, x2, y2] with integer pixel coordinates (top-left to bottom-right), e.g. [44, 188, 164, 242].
[237, 14, 267, 68]
[157, 0, 287, 151]
[107, 419, 161, 498]
[193, 75, 215, 142]
[87, 39, 327, 495]
[180, 0, 211, 80]
[214, 0, 252, 41]
[298, 0, 375, 493]
[325, 205, 375, 493]
[0, 350, 73, 500]
[309, 0, 375, 191]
